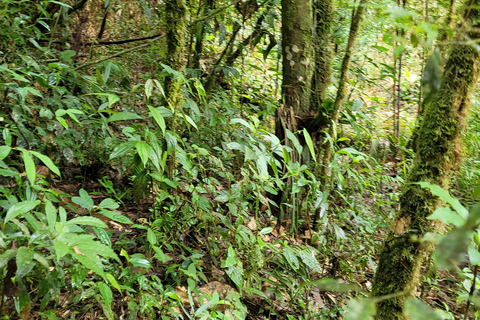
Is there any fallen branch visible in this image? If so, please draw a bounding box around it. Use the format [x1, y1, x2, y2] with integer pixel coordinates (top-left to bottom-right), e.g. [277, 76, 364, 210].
[74, 35, 165, 70]
[83, 33, 163, 46]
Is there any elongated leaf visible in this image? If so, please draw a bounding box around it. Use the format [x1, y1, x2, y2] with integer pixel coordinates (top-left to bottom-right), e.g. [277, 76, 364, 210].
[100, 209, 133, 224]
[22, 150, 36, 184]
[417, 182, 468, 219]
[404, 297, 443, 320]
[0, 146, 11, 160]
[98, 282, 113, 305]
[283, 246, 299, 270]
[30, 151, 61, 177]
[16, 247, 35, 279]
[184, 114, 198, 130]
[44, 199, 57, 232]
[230, 118, 253, 132]
[427, 207, 464, 226]
[4, 201, 39, 224]
[110, 140, 137, 159]
[136, 141, 153, 166]
[286, 129, 303, 155]
[145, 79, 153, 100]
[303, 129, 317, 162]
[107, 112, 142, 123]
[0, 250, 17, 269]
[66, 216, 107, 228]
[148, 105, 166, 135]
[345, 298, 376, 320]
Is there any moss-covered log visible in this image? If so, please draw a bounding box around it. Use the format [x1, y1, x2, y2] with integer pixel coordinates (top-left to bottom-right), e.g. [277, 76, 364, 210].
[371, 2, 480, 318]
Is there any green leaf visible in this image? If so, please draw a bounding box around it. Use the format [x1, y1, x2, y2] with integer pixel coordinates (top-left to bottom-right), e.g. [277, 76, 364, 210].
[72, 188, 94, 211]
[195, 291, 219, 316]
[148, 105, 166, 135]
[106, 273, 122, 293]
[136, 141, 153, 166]
[30, 151, 61, 177]
[468, 244, 480, 266]
[404, 297, 443, 320]
[184, 114, 198, 130]
[0, 146, 11, 160]
[259, 227, 273, 235]
[298, 278, 360, 295]
[283, 246, 299, 270]
[100, 209, 133, 224]
[286, 129, 303, 155]
[110, 140, 137, 159]
[435, 228, 471, 269]
[99, 198, 119, 210]
[145, 79, 154, 100]
[0, 250, 17, 269]
[427, 207, 464, 226]
[298, 248, 322, 274]
[66, 216, 107, 228]
[394, 44, 405, 59]
[130, 253, 151, 269]
[54, 240, 70, 259]
[345, 298, 376, 320]
[98, 282, 113, 305]
[16, 247, 35, 279]
[107, 112, 142, 123]
[230, 118, 254, 132]
[147, 228, 157, 245]
[22, 150, 36, 184]
[4, 201, 39, 224]
[303, 129, 317, 162]
[44, 200, 57, 232]
[417, 182, 468, 219]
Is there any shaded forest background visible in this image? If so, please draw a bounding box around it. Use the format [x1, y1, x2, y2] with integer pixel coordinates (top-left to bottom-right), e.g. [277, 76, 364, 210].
[1, 0, 480, 319]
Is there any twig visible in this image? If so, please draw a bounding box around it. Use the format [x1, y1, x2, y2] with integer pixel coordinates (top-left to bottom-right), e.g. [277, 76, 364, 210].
[464, 265, 478, 320]
[74, 35, 165, 70]
[83, 33, 164, 46]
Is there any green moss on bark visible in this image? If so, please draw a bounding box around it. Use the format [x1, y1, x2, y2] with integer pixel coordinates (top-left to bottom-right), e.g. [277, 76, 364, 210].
[371, 5, 480, 317]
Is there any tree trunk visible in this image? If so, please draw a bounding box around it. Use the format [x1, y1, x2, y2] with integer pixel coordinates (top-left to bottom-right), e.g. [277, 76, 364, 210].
[272, 0, 314, 227]
[164, 0, 187, 178]
[319, 0, 367, 187]
[371, 2, 480, 318]
[279, 0, 315, 129]
[308, 0, 334, 131]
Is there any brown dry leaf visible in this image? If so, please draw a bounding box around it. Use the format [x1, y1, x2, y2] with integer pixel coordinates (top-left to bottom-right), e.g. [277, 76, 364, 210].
[199, 281, 236, 299]
[175, 286, 189, 304]
[310, 289, 325, 311]
[245, 218, 257, 231]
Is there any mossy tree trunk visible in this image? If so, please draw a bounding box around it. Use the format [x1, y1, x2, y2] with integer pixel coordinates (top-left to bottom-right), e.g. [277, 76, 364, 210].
[371, 2, 480, 318]
[164, 0, 187, 178]
[319, 0, 367, 187]
[308, 0, 334, 131]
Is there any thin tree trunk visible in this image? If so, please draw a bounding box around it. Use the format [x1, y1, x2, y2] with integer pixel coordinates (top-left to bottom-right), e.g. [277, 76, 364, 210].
[371, 2, 480, 318]
[165, 0, 187, 179]
[307, 0, 335, 132]
[319, 0, 367, 187]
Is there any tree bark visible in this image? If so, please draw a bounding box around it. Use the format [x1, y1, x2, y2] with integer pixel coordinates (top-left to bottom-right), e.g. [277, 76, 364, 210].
[309, 0, 334, 130]
[319, 0, 367, 187]
[371, 2, 480, 318]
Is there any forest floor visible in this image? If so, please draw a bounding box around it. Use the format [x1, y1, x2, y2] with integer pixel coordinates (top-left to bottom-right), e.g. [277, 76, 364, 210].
[1, 163, 469, 320]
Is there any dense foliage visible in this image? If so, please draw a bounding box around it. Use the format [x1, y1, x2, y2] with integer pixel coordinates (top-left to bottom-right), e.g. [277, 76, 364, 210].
[1, 0, 480, 319]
